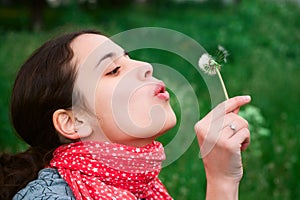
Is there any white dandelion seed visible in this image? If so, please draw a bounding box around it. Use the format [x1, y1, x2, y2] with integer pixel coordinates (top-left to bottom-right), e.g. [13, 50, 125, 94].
[198, 48, 229, 100]
[217, 45, 229, 63]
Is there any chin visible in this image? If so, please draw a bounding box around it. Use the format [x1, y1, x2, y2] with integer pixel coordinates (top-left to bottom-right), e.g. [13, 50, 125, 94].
[156, 109, 177, 137]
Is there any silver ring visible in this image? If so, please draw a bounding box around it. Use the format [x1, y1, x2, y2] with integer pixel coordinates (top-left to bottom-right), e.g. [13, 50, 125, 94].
[229, 124, 236, 131]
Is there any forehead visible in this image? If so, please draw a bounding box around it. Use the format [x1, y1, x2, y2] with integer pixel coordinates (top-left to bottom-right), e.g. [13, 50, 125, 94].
[70, 33, 122, 66]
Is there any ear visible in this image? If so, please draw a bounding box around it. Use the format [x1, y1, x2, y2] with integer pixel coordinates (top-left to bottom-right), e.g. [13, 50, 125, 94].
[53, 109, 80, 140]
[73, 117, 93, 138]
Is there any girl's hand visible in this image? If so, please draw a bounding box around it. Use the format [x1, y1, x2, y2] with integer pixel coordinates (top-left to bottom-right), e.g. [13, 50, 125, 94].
[194, 96, 251, 200]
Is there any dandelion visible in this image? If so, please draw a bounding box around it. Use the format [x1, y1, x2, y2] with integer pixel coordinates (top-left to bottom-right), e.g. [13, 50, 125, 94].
[198, 45, 230, 100]
[217, 45, 229, 63]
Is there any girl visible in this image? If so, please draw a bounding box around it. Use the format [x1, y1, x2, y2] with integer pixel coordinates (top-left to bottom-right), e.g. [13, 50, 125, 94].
[0, 30, 250, 200]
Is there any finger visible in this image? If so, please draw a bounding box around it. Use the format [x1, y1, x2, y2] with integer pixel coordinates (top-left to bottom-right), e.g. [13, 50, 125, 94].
[208, 96, 251, 121]
[225, 96, 251, 114]
[241, 136, 250, 151]
[233, 107, 240, 114]
[226, 116, 249, 138]
[213, 112, 248, 138]
[229, 128, 250, 151]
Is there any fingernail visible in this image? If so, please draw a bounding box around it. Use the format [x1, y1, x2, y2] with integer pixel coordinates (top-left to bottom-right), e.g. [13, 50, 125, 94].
[243, 95, 251, 102]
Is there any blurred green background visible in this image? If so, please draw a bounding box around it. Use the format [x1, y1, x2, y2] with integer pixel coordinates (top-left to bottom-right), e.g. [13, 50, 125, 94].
[0, 0, 300, 199]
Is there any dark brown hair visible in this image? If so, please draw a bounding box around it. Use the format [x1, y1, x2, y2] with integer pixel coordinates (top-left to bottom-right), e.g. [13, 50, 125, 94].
[0, 30, 101, 200]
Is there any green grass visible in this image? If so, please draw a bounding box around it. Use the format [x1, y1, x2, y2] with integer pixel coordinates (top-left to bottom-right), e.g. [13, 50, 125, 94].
[1, 0, 300, 199]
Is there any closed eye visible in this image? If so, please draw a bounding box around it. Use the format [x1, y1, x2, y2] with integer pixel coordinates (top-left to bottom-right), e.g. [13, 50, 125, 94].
[106, 66, 121, 76]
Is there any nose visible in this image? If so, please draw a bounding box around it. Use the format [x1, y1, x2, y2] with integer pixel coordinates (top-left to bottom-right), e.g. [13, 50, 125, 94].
[138, 62, 153, 80]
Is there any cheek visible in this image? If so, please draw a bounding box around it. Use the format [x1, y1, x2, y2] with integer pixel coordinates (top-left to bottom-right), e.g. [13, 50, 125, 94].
[95, 85, 111, 114]
[94, 82, 115, 129]
[127, 87, 176, 132]
[94, 83, 127, 142]
[94, 81, 176, 140]
[128, 89, 153, 127]
[164, 105, 177, 132]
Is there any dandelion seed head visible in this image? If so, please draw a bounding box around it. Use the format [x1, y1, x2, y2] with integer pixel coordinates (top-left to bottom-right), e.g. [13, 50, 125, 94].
[198, 53, 221, 75]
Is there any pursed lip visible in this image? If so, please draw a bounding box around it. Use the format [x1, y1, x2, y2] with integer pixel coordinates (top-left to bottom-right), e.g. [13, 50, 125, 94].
[154, 81, 170, 101]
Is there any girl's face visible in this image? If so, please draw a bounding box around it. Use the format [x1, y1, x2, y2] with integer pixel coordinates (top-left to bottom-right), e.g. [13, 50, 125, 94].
[71, 34, 176, 147]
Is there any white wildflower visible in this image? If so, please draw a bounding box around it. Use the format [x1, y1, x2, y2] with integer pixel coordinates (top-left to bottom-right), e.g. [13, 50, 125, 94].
[198, 48, 229, 100]
[198, 53, 221, 75]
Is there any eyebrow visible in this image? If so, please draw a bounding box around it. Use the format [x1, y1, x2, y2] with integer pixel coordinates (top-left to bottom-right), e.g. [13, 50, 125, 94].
[94, 52, 116, 69]
[93, 50, 128, 70]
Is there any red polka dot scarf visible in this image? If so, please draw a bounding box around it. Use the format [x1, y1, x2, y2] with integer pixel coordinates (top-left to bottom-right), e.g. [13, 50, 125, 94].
[50, 141, 173, 200]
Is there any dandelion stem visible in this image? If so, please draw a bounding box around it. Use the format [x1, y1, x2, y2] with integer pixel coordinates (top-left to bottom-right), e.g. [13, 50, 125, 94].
[216, 68, 229, 100]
